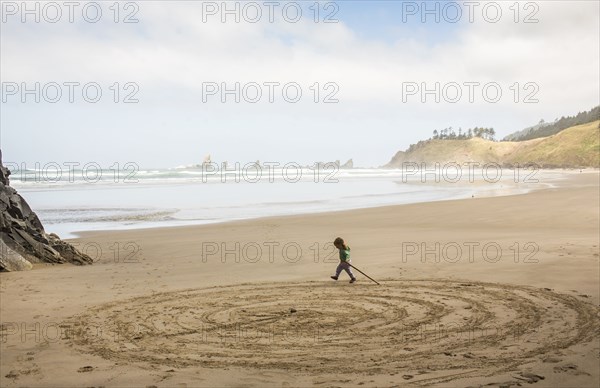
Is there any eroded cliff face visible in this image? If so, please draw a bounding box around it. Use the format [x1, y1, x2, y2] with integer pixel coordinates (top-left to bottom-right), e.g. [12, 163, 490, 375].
[0, 150, 92, 271]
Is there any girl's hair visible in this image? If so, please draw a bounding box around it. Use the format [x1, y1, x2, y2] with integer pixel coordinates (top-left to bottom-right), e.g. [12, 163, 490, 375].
[334, 237, 347, 250]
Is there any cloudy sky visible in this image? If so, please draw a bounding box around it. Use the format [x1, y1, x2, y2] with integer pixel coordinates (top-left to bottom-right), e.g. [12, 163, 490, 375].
[1, 0, 598, 168]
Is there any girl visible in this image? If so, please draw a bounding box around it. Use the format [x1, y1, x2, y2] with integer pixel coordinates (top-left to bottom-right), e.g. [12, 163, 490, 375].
[331, 237, 356, 283]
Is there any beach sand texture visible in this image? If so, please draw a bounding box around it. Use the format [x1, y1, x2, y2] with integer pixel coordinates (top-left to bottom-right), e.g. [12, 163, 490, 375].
[1, 173, 598, 387]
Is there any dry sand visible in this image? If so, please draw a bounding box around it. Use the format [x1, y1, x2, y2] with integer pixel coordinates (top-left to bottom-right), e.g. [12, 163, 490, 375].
[1, 172, 599, 387]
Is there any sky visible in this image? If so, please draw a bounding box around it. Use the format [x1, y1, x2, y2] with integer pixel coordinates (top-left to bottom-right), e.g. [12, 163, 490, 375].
[1, 0, 599, 168]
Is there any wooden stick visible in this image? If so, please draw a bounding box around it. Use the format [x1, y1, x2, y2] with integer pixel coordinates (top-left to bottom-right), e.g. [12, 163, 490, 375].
[348, 264, 380, 285]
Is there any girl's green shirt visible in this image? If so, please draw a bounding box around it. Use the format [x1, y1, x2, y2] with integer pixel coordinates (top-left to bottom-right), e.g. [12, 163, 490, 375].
[339, 246, 351, 262]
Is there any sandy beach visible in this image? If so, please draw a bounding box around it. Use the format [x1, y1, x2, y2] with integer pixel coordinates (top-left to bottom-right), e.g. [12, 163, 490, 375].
[1, 172, 598, 387]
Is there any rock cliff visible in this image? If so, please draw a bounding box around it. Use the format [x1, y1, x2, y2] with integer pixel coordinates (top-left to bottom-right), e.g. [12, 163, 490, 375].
[0, 150, 92, 271]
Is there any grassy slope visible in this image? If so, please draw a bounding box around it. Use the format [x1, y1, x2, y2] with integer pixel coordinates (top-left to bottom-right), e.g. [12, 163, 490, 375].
[504, 120, 599, 167]
[387, 121, 599, 168]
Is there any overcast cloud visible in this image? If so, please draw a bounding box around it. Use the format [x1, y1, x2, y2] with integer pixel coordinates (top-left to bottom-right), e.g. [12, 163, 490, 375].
[1, 1, 598, 168]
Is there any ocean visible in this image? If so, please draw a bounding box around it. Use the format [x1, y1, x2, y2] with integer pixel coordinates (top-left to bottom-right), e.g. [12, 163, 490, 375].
[8, 165, 568, 239]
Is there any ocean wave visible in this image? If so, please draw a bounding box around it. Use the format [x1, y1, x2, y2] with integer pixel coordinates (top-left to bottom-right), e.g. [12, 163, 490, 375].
[37, 208, 179, 224]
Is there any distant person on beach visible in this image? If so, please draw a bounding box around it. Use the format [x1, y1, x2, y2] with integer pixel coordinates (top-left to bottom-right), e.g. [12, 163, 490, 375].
[331, 237, 356, 283]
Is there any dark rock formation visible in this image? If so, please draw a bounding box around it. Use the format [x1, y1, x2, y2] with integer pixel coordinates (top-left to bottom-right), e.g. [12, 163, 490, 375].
[0, 150, 92, 271]
[313, 159, 354, 169]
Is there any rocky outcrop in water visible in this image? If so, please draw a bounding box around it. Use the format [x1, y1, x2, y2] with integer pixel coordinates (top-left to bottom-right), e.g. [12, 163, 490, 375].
[0, 150, 92, 271]
[341, 159, 354, 169]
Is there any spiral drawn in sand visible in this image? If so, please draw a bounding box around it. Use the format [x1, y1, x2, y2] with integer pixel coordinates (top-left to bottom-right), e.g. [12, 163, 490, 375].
[65, 280, 599, 385]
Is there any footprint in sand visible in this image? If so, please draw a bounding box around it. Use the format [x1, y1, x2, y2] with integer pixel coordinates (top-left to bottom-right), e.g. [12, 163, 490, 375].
[542, 356, 561, 363]
[553, 363, 591, 376]
[513, 372, 545, 383]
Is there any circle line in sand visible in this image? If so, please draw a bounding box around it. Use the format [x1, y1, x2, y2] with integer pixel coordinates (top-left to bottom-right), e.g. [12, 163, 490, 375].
[64, 279, 599, 384]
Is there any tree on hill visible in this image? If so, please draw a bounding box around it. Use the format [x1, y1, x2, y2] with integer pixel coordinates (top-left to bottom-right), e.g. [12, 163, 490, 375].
[502, 105, 599, 141]
[432, 126, 495, 141]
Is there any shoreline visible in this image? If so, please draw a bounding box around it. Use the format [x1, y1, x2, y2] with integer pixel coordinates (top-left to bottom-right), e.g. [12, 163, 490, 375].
[69, 169, 596, 240]
[63, 169, 595, 240]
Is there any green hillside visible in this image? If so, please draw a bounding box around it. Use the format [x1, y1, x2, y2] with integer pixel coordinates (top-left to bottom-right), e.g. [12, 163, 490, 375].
[386, 121, 599, 168]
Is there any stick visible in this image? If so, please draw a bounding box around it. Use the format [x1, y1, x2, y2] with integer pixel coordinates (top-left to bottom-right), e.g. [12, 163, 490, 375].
[348, 264, 380, 285]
